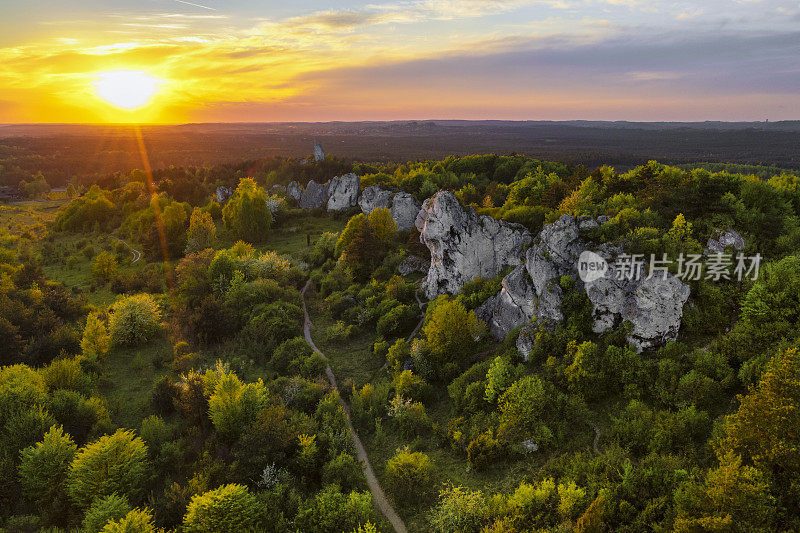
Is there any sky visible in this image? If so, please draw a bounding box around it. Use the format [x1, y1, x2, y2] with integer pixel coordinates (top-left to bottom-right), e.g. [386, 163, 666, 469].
[1, 0, 798, 123]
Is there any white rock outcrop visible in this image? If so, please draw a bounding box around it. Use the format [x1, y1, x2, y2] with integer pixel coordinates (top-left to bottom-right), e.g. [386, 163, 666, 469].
[287, 181, 302, 201]
[398, 255, 430, 276]
[326, 173, 360, 211]
[415, 191, 532, 299]
[391, 193, 422, 231]
[359, 185, 394, 214]
[298, 180, 329, 209]
[705, 228, 745, 255]
[477, 214, 691, 358]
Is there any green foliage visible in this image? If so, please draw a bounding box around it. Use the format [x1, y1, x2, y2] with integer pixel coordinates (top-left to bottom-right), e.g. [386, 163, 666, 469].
[67, 429, 150, 509]
[222, 178, 272, 242]
[429, 484, 488, 533]
[207, 367, 269, 441]
[82, 494, 131, 533]
[108, 293, 162, 347]
[385, 447, 433, 504]
[185, 207, 216, 253]
[81, 312, 110, 359]
[183, 484, 263, 533]
[18, 426, 77, 515]
[100, 507, 161, 533]
[294, 485, 374, 533]
[421, 296, 483, 379]
[91, 251, 118, 284]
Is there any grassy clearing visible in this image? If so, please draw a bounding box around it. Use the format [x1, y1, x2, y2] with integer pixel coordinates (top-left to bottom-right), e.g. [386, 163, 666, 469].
[0, 199, 67, 237]
[98, 333, 172, 429]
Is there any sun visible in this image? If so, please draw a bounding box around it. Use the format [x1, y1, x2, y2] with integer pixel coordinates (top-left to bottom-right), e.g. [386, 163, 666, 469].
[94, 71, 161, 110]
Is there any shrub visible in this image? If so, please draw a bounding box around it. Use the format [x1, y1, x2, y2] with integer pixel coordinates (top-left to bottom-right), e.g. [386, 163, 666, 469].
[222, 178, 272, 242]
[81, 312, 110, 359]
[101, 507, 161, 533]
[326, 320, 355, 342]
[392, 370, 432, 403]
[389, 395, 432, 437]
[466, 431, 504, 471]
[376, 304, 419, 338]
[108, 294, 162, 347]
[322, 452, 363, 493]
[385, 447, 433, 505]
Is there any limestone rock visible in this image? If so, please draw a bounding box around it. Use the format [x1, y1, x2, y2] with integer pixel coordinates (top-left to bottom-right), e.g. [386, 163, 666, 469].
[326, 173, 360, 211]
[359, 185, 394, 214]
[705, 228, 745, 255]
[287, 181, 302, 201]
[415, 191, 531, 299]
[299, 180, 329, 209]
[216, 186, 232, 204]
[398, 255, 430, 276]
[390, 192, 422, 231]
[477, 214, 691, 358]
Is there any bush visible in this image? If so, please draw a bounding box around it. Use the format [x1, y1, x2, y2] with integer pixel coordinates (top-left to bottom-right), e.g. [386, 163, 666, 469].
[100, 508, 160, 533]
[385, 447, 433, 505]
[392, 370, 432, 403]
[91, 251, 118, 284]
[108, 293, 162, 347]
[376, 304, 419, 338]
[326, 320, 355, 342]
[466, 431, 504, 470]
[389, 395, 432, 437]
[82, 494, 131, 533]
[222, 178, 272, 242]
[322, 452, 363, 493]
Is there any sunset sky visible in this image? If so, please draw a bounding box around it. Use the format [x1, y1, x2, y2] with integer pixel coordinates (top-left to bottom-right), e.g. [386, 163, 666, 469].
[1, 0, 798, 123]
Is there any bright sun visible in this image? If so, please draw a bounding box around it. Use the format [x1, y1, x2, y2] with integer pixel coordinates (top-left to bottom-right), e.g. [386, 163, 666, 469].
[94, 71, 161, 110]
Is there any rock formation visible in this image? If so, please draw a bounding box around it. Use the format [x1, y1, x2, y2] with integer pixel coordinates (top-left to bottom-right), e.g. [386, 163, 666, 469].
[298, 180, 329, 209]
[391, 192, 422, 231]
[359, 185, 394, 214]
[398, 255, 430, 276]
[326, 173, 360, 211]
[215, 186, 233, 204]
[415, 191, 531, 299]
[477, 214, 691, 358]
[287, 181, 302, 201]
[705, 228, 745, 254]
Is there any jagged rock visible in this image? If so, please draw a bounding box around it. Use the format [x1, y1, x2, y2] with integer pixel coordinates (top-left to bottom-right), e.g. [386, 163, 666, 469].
[398, 255, 430, 276]
[271, 184, 286, 194]
[359, 185, 394, 214]
[326, 173, 360, 211]
[299, 180, 329, 209]
[216, 186, 233, 204]
[521, 439, 539, 453]
[478, 214, 691, 358]
[416, 191, 531, 299]
[578, 215, 599, 230]
[313, 142, 325, 162]
[597, 215, 611, 224]
[390, 192, 422, 231]
[705, 228, 745, 254]
[585, 271, 690, 352]
[287, 181, 302, 201]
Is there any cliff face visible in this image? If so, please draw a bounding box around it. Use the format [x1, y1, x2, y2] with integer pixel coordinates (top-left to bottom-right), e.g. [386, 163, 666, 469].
[469, 214, 691, 358]
[415, 191, 532, 299]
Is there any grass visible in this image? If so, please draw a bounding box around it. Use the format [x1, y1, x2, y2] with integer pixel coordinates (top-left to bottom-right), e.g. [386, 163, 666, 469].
[98, 333, 173, 430]
[0, 199, 67, 237]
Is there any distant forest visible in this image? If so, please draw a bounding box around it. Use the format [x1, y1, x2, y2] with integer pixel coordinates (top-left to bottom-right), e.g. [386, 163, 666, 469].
[1, 121, 799, 188]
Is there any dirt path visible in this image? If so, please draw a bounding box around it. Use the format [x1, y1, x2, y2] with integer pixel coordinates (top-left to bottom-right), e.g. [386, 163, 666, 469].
[301, 281, 409, 533]
[114, 237, 141, 263]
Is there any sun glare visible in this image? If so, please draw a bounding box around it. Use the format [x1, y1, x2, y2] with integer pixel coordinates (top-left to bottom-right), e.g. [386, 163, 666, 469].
[94, 71, 161, 110]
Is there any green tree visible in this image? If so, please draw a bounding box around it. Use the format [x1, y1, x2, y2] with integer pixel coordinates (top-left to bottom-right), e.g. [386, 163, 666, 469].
[335, 213, 365, 257]
[67, 429, 150, 509]
[185, 207, 216, 254]
[183, 484, 262, 533]
[92, 251, 118, 284]
[429, 484, 488, 533]
[108, 293, 162, 347]
[366, 207, 398, 243]
[497, 376, 556, 445]
[81, 312, 110, 359]
[207, 370, 269, 441]
[222, 178, 272, 242]
[18, 426, 77, 517]
[295, 485, 374, 533]
[101, 507, 161, 533]
[82, 494, 131, 533]
[484, 355, 520, 403]
[422, 296, 483, 371]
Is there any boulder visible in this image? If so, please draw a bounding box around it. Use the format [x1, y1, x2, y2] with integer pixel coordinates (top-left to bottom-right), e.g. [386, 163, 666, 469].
[415, 191, 531, 299]
[287, 181, 302, 201]
[216, 186, 233, 204]
[299, 180, 329, 209]
[398, 255, 430, 276]
[390, 192, 422, 231]
[359, 185, 394, 214]
[271, 184, 286, 194]
[326, 173, 360, 211]
[705, 228, 745, 255]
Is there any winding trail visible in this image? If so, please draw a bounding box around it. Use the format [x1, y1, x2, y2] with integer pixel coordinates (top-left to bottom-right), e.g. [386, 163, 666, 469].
[301, 281, 408, 533]
[114, 237, 141, 263]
